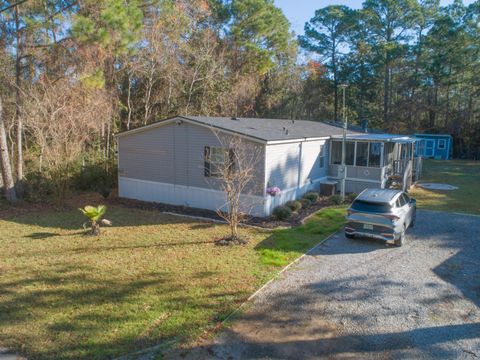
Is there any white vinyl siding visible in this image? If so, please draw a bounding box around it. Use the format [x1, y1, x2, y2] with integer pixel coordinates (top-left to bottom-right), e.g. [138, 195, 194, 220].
[265, 139, 328, 192]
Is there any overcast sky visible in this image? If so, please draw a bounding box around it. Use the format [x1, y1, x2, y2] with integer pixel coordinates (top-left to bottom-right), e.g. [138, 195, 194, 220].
[274, 0, 477, 36]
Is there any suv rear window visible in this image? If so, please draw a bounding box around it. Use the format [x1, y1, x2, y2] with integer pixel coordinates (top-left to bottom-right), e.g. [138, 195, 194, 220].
[351, 200, 392, 213]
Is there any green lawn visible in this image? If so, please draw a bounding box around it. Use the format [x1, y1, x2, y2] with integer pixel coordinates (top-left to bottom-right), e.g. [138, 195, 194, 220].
[410, 159, 480, 215]
[0, 205, 345, 360]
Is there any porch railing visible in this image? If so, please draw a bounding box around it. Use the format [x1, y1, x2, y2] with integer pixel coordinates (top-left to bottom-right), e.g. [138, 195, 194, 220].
[393, 157, 422, 181]
[413, 157, 423, 181]
[389, 157, 422, 190]
[392, 160, 406, 176]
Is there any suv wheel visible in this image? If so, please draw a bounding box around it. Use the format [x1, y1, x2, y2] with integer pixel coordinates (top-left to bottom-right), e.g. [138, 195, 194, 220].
[345, 232, 355, 239]
[395, 225, 406, 247]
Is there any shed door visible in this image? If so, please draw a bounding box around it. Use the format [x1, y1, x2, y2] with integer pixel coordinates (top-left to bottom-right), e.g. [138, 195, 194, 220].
[425, 140, 435, 157]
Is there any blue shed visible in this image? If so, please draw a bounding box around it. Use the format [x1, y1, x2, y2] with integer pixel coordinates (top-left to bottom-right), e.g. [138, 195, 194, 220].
[414, 134, 453, 160]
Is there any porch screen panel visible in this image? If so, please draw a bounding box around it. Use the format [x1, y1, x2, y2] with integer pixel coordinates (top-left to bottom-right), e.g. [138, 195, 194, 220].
[346, 141, 355, 165]
[369, 142, 381, 167]
[356, 142, 369, 166]
[330, 141, 355, 165]
[384, 142, 395, 165]
[331, 141, 342, 164]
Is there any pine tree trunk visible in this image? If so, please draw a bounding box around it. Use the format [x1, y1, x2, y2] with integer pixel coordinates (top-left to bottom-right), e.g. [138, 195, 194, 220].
[0, 96, 17, 202]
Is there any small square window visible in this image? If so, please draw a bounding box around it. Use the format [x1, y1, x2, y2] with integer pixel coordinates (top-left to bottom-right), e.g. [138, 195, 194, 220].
[438, 139, 446, 149]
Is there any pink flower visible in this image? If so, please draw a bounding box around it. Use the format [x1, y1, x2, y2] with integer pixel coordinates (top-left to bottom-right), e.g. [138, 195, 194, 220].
[266, 186, 281, 196]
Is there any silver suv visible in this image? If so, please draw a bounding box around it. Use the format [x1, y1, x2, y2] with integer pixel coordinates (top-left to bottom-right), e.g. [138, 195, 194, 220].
[345, 188, 416, 246]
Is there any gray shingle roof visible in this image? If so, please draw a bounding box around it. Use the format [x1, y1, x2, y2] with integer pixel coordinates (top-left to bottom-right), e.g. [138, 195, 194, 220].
[182, 116, 360, 141]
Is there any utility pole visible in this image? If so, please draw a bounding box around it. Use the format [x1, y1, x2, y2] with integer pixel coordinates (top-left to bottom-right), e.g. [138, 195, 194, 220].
[339, 84, 348, 201]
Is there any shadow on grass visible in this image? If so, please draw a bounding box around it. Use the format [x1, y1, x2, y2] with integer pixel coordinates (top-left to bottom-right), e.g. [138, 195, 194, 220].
[24, 231, 86, 239]
[0, 261, 249, 360]
[186, 321, 480, 359]
[3, 205, 212, 231]
[70, 239, 218, 253]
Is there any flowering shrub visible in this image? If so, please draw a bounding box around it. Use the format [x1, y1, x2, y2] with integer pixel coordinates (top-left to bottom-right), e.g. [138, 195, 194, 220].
[266, 186, 281, 197]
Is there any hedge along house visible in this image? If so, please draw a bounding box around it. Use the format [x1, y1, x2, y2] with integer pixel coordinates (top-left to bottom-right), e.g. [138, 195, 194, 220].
[414, 133, 453, 160]
[115, 116, 421, 217]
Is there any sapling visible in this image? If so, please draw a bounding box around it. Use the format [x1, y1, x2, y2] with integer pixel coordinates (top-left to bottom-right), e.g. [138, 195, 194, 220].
[79, 205, 112, 235]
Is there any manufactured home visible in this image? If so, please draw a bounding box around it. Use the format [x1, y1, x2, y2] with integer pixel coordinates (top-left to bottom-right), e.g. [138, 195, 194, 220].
[116, 116, 422, 217]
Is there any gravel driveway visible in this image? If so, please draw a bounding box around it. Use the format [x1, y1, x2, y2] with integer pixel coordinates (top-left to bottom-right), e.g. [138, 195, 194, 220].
[182, 210, 480, 359]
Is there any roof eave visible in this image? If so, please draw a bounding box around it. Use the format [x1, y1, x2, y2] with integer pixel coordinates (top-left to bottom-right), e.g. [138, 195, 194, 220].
[114, 116, 340, 143]
[114, 115, 269, 144]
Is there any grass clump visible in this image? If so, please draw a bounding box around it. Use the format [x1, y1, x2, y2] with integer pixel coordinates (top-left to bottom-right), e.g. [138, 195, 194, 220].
[258, 207, 346, 267]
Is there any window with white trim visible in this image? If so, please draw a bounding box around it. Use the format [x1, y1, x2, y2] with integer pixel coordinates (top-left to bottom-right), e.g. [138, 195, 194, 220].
[437, 139, 446, 149]
[204, 146, 234, 177]
[319, 144, 326, 168]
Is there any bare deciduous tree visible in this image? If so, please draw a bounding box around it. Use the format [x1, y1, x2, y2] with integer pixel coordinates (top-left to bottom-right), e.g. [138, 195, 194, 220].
[22, 78, 111, 203]
[208, 133, 261, 244]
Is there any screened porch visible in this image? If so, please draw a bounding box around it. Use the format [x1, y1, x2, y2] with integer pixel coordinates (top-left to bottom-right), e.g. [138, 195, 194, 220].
[327, 134, 422, 192]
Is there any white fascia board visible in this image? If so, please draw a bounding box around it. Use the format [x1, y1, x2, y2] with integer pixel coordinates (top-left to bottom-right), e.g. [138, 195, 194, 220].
[266, 136, 330, 145]
[114, 117, 180, 138]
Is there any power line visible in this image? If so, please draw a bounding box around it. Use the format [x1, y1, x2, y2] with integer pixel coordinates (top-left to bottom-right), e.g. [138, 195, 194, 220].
[0, 0, 30, 14]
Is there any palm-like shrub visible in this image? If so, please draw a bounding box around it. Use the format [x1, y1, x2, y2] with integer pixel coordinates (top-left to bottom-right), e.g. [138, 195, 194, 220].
[79, 205, 111, 235]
